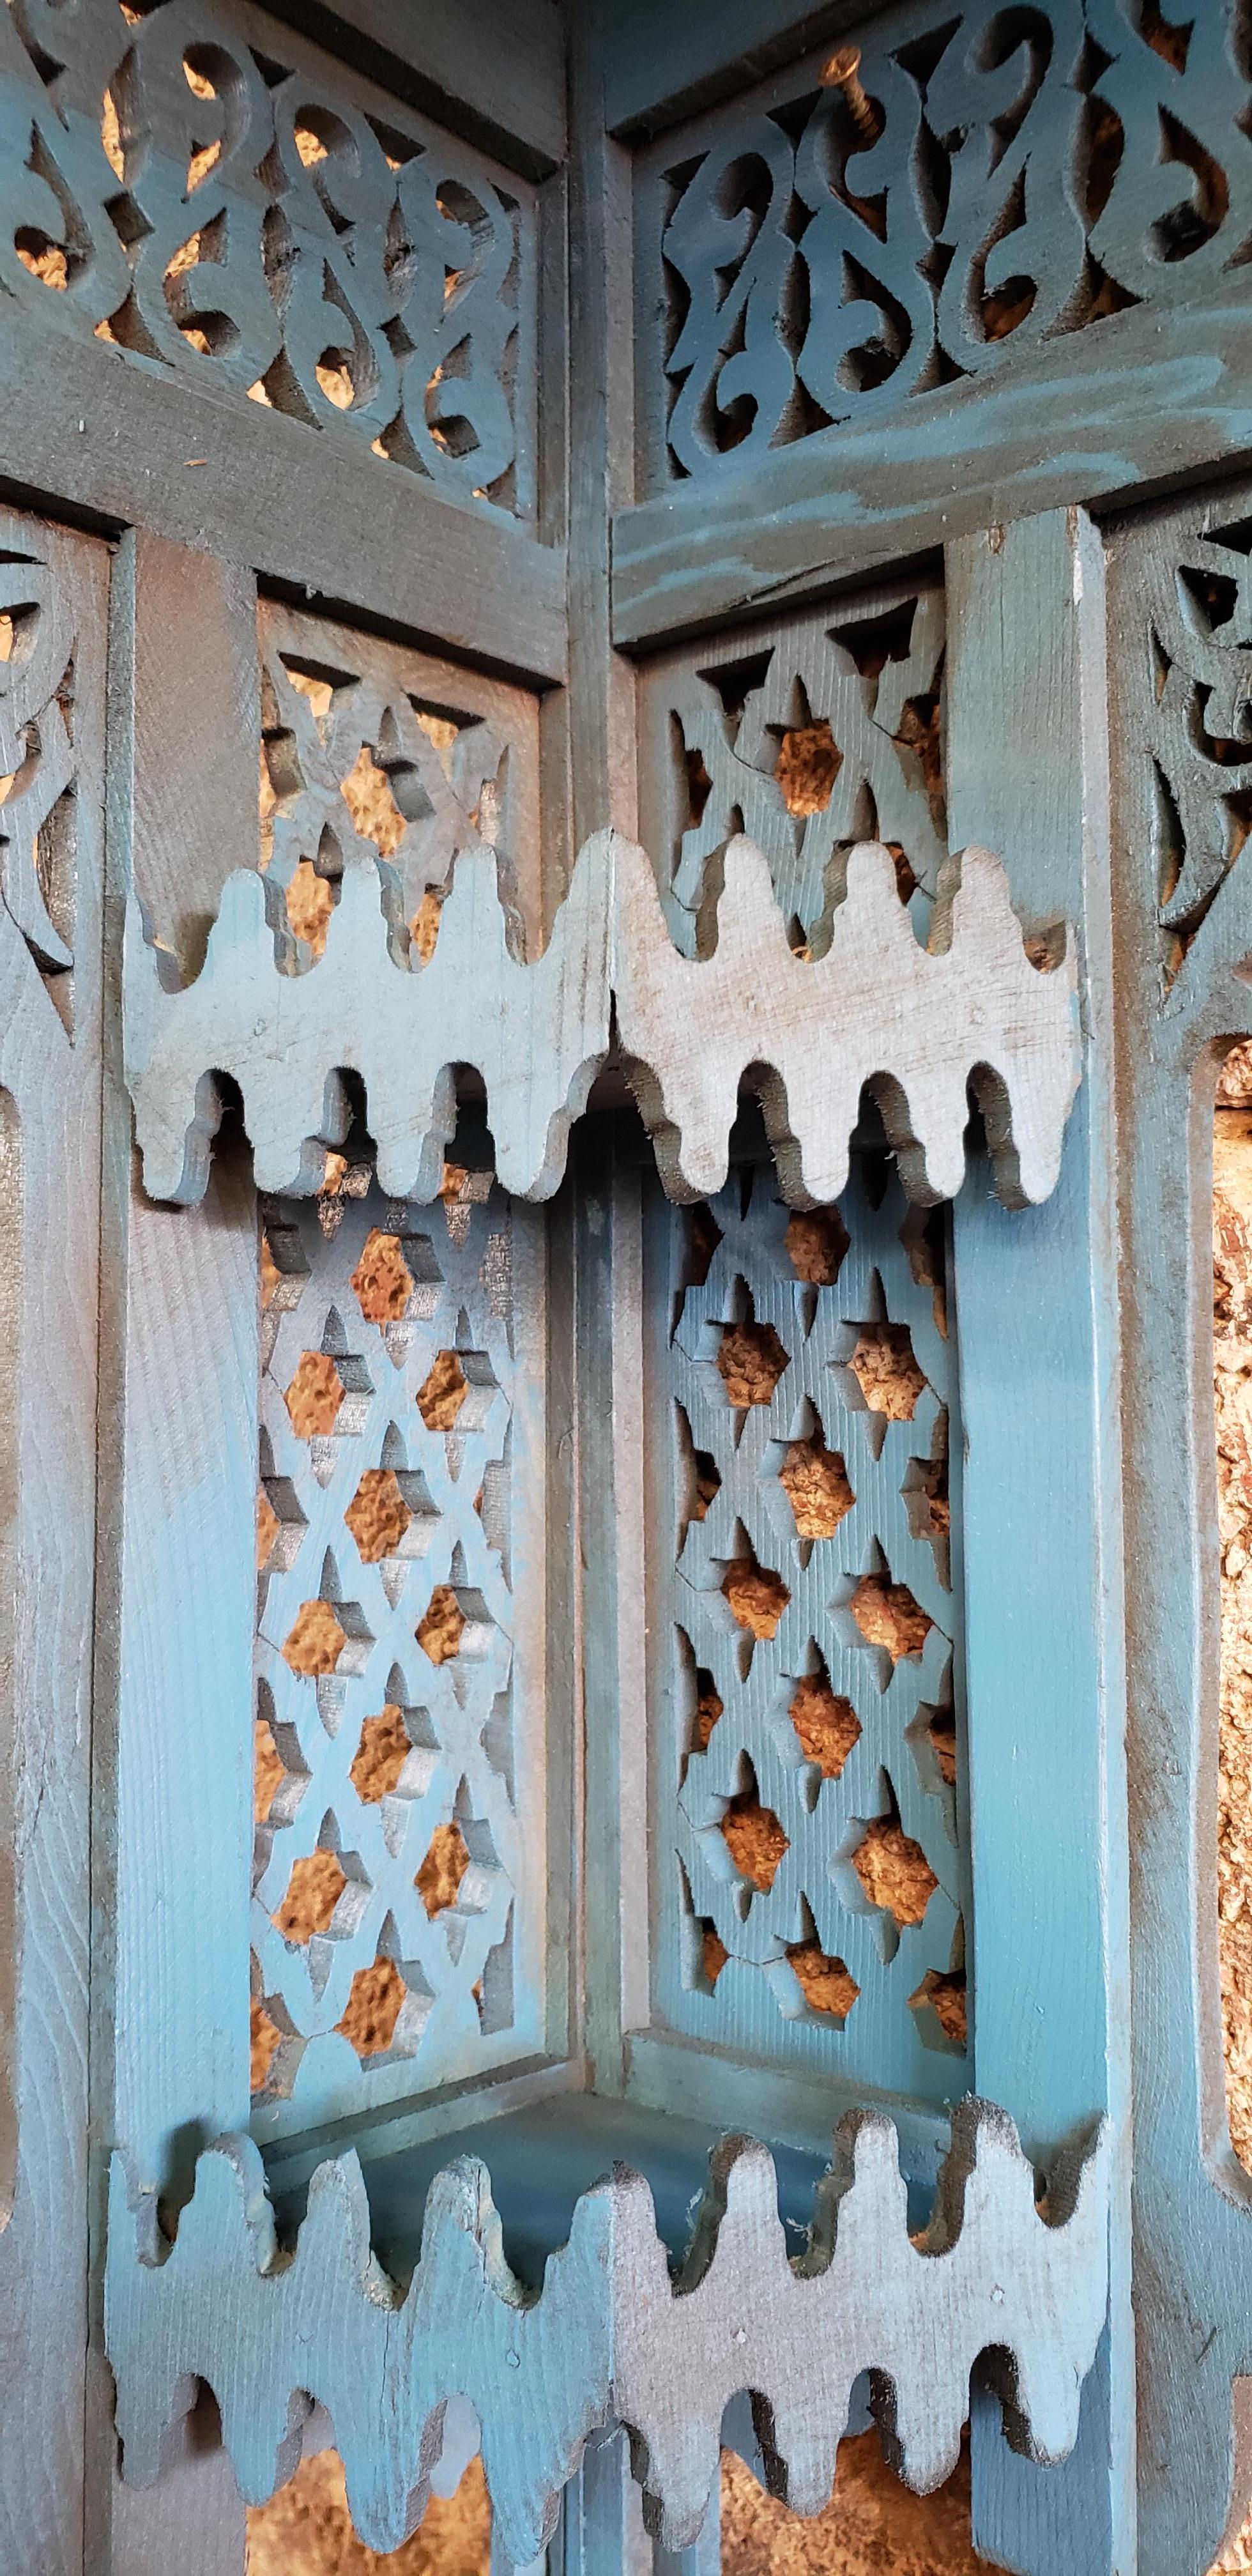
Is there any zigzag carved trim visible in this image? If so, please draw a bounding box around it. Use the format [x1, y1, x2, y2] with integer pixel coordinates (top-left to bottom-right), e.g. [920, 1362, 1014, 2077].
[105, 2104, 1108, 2560]
[124, 832, 1081, 1211]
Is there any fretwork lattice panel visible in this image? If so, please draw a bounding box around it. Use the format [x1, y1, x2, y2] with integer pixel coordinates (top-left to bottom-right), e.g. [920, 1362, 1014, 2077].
[250, 1171, 548, 2145]
[1106, 480, 1252, 1005]
[257, 596, 542, 954]
[636, 1, 1252, 493]
[648, 1156, 969, 2104]
[0, 0, 536, 515]
[636, 577, 945, 956]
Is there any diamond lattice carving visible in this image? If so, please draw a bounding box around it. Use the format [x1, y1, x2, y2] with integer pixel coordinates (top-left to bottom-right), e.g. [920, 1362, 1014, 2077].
[251, 1170, 528, 2138]
[664, 1157, 967, 2091]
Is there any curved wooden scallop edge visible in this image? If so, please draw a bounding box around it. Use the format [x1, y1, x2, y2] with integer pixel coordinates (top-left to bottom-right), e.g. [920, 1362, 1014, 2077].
[613, 836, 1081, 1213]
[612, 2101, 1109, 2552]
[105, 2104, 1108, 2559]
[104, 2134, 616, 2564]
[123, 831, 1081, 1213]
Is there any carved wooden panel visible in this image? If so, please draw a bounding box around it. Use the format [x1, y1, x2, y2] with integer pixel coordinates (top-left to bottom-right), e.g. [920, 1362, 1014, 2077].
[646, 1152, 968, 2105]
[256, 597, 544, 953]
[107, 2106, 1109, 2564]
[125, 827, 1082, 1216]
[0, 0, 537, 515]
[635, 1, 1252, 496]
[250, 1160, 550, 2145]
[0, 504, 106, 2566]
[1110, 486, 1252, 1005]
[1105, 473, 1252, 2573]
[635, 576, 946, 953]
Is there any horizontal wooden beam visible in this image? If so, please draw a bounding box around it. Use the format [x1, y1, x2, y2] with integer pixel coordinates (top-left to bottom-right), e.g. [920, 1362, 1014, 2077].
[600, 0, 861, 137]
[612, 291, 1252, 650]
[256, 0, 567, 174]
[0, 312, 567, 689]
[108, 2108, 1109, 2558]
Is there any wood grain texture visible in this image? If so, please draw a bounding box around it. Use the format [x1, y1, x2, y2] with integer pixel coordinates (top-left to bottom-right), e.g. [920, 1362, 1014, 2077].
[105, 2105, 1108, 2559]
[124, 830, 1081, 1215]
[566, 8, 638, 853]
[0, 306, 565, 691]
[132, 539, 260, 979]
[107, 2131, 617, 2566]
[0, 510, 107, 2572]
[253, 0, 567, 174]
[1105, 471, 1252, 2575]
[107, 1146, 258, 2199]
[612, 289, 1252, 651]
[945, 512, 1133, 2575]
[91, 527, 260, 2572]
[611, 2104, 1109, 2553]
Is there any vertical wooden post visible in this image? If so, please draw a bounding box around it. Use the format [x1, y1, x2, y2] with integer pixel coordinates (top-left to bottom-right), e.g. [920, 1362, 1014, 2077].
[945, 510, 1134, 2573]
[575, 1120, 650, 2093]
[89, 530, 258, 2576]
[567, 0, 637, 850]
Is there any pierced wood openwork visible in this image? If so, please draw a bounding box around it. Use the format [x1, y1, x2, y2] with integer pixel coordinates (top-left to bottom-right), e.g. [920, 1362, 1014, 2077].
[125, 825, 1081, 1211]
[0, 0, 536, 514]
[636, 578, 947, 954]
[106, 2104, 1109, 2562]
[0, 3, 1244, 2573]
[638, 3, 1251, 489]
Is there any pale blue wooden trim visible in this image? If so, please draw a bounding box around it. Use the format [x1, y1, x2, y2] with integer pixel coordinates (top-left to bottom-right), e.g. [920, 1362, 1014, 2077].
[0, 510, 109, 2573]
[1104, 471, 1252, 2573]
[622, 2030, 950, 2210]
[946, 510, 1134, 2574]
[555, 2430, 651, 2576]
[111, 1147, 257, 2199]
[105, 2109, 1109, 2559]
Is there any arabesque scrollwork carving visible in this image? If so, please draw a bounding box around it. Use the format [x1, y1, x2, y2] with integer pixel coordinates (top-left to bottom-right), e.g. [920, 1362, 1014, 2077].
[651, 1, 1252, 486]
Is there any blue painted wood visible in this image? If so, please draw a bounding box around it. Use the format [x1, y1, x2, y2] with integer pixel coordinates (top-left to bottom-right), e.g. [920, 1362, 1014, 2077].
[1106, 474, 1252, 2575]
[617, 0, 1252, 645]
[109, 1146, 257, 2198]
[945, 511, 1134, 2575]
[613, 293, 1252, 650]
[0, 508, 109, 2574]
[105, 2103, 1109, 2560]
[647, 1155, 970, 2106]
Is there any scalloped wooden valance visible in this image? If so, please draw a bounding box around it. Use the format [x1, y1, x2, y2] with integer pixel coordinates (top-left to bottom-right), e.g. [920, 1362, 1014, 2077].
[123, 830, 1081, 1214]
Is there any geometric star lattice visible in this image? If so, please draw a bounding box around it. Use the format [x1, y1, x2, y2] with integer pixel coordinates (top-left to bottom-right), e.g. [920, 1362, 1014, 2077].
[665, 1153, 968, 2096]
[250, 1169, 527, 2141]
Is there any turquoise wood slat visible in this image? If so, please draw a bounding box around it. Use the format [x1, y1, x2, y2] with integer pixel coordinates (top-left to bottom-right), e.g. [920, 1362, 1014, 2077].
[1106, 473, 1252, 2575]
[946, 510, 1133, 2576]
